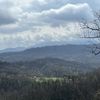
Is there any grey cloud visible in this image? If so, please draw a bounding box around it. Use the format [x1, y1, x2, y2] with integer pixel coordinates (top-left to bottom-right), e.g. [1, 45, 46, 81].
[26, 0, 100, 12]
[0, 12, 16, 25]
[68, 0, 100, 10]
[26, 0, 69, 12]
[0, 0, 20, 25]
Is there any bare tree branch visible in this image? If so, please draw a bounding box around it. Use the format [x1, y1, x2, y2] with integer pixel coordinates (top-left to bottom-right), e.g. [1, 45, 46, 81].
[81, 11, 100, 55]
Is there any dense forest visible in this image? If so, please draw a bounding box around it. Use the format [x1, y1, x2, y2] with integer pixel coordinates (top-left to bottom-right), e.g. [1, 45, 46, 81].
[0, 65, 100, 100]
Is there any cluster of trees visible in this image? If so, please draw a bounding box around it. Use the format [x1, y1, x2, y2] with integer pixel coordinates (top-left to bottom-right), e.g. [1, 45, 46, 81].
[0, 68, 100, 100]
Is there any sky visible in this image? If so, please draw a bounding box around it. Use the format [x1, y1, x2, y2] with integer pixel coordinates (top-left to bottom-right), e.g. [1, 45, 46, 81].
[0, 0, 100, 49]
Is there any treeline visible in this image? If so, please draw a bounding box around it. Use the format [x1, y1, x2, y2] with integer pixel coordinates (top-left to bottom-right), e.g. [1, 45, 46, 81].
[0, 69, 100, 100]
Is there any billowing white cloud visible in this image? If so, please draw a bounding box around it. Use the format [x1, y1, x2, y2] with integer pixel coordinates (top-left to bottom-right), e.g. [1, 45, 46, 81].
[0, 23, 81, 49]
[34, 3, 93, 26]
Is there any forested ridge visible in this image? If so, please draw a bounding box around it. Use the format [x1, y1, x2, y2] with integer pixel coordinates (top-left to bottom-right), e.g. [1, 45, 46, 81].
[0, 58, 94, 77]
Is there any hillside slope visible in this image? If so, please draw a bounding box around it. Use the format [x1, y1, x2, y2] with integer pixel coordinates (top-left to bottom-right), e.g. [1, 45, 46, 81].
[0, 58, 94, 77]
[0, 45, 99, 64]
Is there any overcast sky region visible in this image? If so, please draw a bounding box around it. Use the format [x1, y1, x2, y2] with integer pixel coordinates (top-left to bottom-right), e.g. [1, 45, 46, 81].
[0, 0, 100, 49]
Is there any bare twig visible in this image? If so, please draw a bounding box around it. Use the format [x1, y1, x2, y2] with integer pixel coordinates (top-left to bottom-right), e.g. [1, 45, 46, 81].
[81, 11, 100, 55]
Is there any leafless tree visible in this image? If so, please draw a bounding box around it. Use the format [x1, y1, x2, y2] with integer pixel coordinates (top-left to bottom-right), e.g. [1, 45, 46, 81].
[81, 11, 100, 55]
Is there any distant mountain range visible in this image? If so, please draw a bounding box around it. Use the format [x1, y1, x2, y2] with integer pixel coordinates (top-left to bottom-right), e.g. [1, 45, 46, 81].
[0, 44, 99, 64]
[0, 47, 25, 53]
